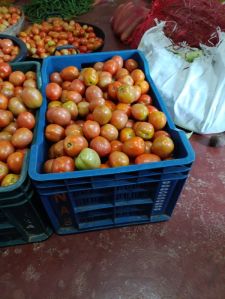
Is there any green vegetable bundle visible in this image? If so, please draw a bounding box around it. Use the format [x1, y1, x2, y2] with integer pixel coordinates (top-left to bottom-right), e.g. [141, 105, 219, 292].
[23, 0, 93, 23]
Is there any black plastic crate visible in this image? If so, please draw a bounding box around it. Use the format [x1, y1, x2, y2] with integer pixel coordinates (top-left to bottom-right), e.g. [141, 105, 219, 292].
[0, 191, 52, 247]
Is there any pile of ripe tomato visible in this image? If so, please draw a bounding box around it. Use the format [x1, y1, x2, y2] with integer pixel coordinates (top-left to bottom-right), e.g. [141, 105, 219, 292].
[0, 62, 42, 187]
[18, 17, 104, 59]
[0, 38, 19, 63]
[0, 6, 22, 33]
[43, 55, 175, 173]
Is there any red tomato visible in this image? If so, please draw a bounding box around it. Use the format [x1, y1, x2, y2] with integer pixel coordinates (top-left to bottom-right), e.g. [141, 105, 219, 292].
[138, 94, 152, 105]
[125, 119, 135, 128]
[85, 85, 103, 102]
[16, 111, 35, 130]
[9, 71, 26, 86]
[50, 72, 63, 85]
[52, 156, 75, 173]
[45, 124, 65, 142]
[63, 91, 82, 104]
[82, 120, 100, 139]
[43, 159, 54, 173]
[11, 128, 33, 149]
[21, 87, 43, 109]
[0, 140, 14, 161]
[120, 128, 135, 142]
[65, 124, 83, 136]
[89, 97, 105, 112]
[0, 62, 12, 79]
[7, 151, 24, 174]
[116, 103, 131, 117]
[0, 110, 13, 127]
[131, 103, 149, 121]
[147, 105, 158, 114]
[110, 140, 123, 152]
[68, 79, 85, 95]
[118, 75, 134, 86]
[63, 135, 88, 157]
[105, 99, 116, 110]
[153, 130, 170, 140]
[90, 136, 111, 157]
[60, 66, 79, 81]
[108, 81, 122, 100]
[46, 82, 62, 101]
[93, 105, 112, 125]
[125, 59, 138, 72]
[103, 59, 118, 75]
[122, 137, 145, 158]
[109, 151, 129, 167]
[14, 86, 23, 97]
[0, 93, 8, 110]
[110, 110, 128, 130]
[62, 81, 71, 90]
[135, 153, 161, 164]
[46, 107, 71, 126]
[112, 55, 123, 69]
[115, 68, 129, 80]
[100, 163, 110, 169]
[100, 124, 118, 141]
[48, 140, 65, 159]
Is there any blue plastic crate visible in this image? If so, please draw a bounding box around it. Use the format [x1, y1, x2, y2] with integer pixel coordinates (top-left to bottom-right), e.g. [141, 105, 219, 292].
[29, 50, 195, 234]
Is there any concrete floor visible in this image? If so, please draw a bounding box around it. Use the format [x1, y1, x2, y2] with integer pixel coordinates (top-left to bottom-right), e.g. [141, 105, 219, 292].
[1, 2, 225, 299]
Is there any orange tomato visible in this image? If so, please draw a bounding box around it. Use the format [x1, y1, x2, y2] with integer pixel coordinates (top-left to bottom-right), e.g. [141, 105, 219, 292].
[120, 128, 135, 142]
[109, 151, 129, 167]
[151, 136, 174, 159]
[148, 111, 167, 130]
[135, 153, 161, 164]
[63, 135, 88, 157]
[135, 80, 150, 94]
[111, 140, 123, 152]
[7, 151, 24, 174]
[122, 136, 145, 158]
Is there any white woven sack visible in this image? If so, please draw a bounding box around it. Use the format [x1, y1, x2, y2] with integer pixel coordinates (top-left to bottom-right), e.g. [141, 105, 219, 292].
[138, 23, 225, 134]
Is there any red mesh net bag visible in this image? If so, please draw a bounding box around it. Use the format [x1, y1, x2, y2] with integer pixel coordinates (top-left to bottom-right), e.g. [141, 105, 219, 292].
[130, 0, 225, 48]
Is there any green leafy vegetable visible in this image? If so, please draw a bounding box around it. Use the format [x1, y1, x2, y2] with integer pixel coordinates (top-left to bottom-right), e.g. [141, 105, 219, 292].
[23, 0, 94, 23]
